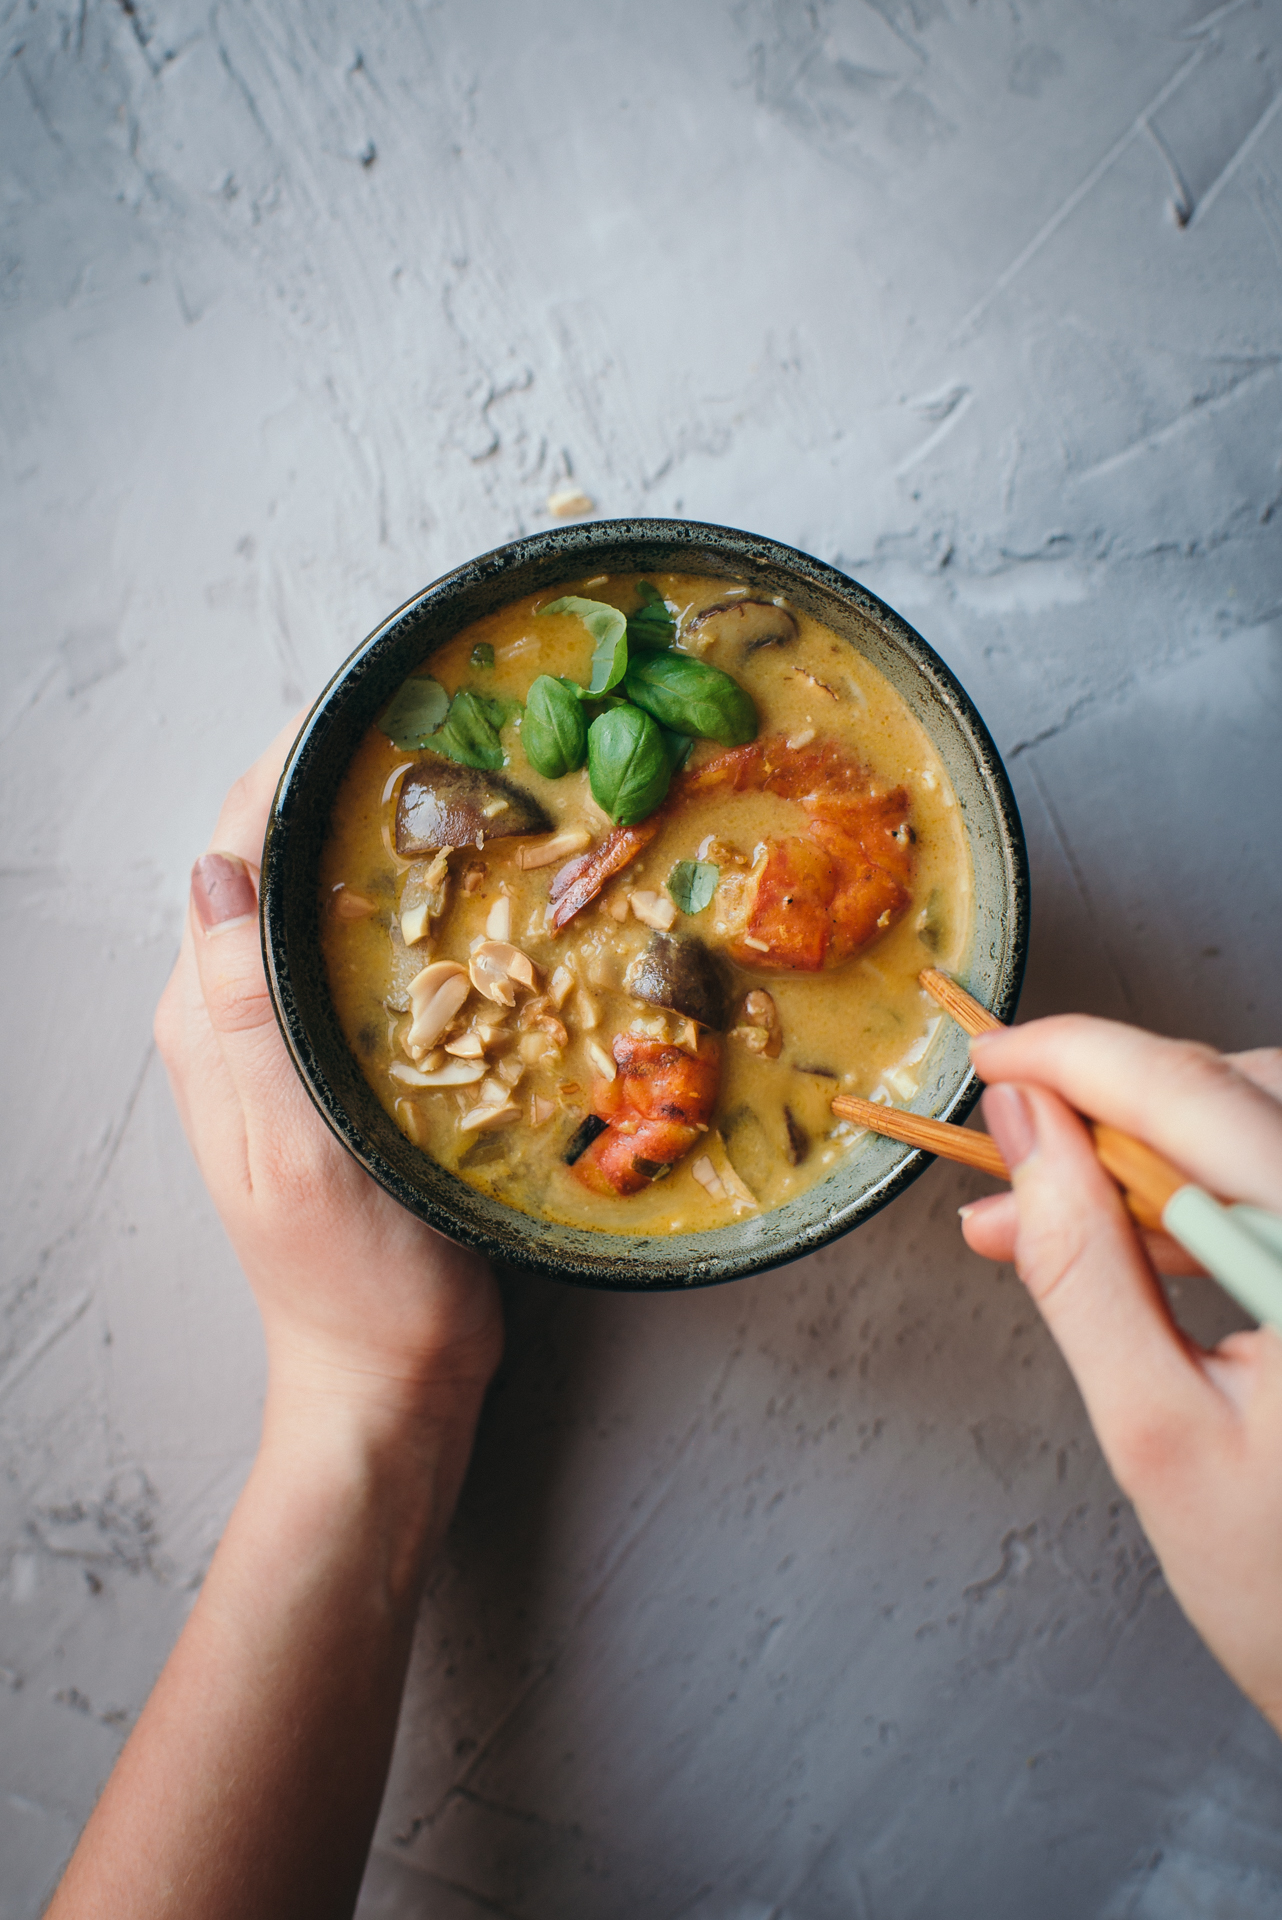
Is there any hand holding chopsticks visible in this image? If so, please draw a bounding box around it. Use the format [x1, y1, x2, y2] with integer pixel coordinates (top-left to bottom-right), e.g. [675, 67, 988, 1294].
[832, 971, 1282, 1331]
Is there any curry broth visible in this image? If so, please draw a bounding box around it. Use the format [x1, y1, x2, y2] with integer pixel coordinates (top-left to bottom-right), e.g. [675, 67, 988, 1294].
[320, 573, 972, 1235]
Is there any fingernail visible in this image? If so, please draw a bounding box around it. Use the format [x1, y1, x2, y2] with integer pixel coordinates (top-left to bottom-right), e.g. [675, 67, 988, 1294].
[969, 1030, 999, 1055]
[982, 1084, 1038, 1172]
[192, 853, 257, 933]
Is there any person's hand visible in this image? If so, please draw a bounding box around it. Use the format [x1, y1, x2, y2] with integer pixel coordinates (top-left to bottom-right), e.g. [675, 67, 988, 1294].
[960, 1016, 1282, 1731]
[153, 719, 503, 1454]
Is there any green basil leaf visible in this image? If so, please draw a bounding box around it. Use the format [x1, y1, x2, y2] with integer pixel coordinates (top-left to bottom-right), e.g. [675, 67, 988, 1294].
[541, 595, 629, 695]
[523, 674, 588, 779]
[624, 651, 757, 746]
[627, 580, 676, 652]
[666, 859, 719, 915]
[470, 642, 495, 670]
[659, 725, 694, 772]
[587, 705, 672, 825]
[430, 688, 506, 771]
[379, 673, 450, 748]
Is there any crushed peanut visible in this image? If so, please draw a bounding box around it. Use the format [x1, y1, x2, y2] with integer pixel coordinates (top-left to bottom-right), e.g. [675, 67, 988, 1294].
[486, 895, 512, 941]
[586, 1038, 617, 1082]
[629, 889, 677, 931]
[516, 826, 593, 871]
[332, 887, 378, 921]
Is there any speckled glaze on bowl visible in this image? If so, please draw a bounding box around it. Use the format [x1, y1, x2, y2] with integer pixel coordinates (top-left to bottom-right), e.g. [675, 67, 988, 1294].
[260, 520, 1029, 1291]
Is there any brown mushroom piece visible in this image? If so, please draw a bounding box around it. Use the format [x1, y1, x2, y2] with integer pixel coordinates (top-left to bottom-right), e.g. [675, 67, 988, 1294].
[396, 753, 552, 854]
[685, 598, 799, 659]
[625, 933, 732, 1033]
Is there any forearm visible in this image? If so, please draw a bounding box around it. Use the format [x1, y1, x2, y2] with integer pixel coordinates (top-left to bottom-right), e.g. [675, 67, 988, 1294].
[49, 1383, 477, 1920]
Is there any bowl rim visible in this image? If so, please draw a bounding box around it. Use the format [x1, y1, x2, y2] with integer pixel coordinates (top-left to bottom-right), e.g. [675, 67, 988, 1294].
[260, 517, 1029, 1289]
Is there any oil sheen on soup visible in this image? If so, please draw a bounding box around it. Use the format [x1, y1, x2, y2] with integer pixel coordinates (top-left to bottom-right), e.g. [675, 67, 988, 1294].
[320, 574, 972, 1235]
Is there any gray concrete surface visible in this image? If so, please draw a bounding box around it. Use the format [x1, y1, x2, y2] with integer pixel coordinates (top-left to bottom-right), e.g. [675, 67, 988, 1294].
[3, 2, 1281, 1914]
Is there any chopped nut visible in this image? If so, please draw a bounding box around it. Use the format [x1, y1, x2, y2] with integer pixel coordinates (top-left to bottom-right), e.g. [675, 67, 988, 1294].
[547, 485, 595, 519]
[496, 1055, 524, 1088]
[405, 963, 471, 1057]
[736, 988, 782, 1058]
[574, 988, 600, 1031]
[604, 893, 630, 923]
[332, 887, 378, 921]
[676, 1017, 700, 1052]
[400, 903, 432, 947]
[691, 1155, 727, 1200]
[519, 1031, 558, 1065]
[529, 1095, 557, 1127]
[458, 1100, 521, 1132]
[740, 934, 771, 953]
[394, 1097, 426, 1145]
[481, 798, 509, 819]
[444, 1032, 486, 1058]
[629, 889, 678, 932]
[709, 1137, 760, 1208]
[391, 1057, 485, 1087]
[586, 1038, 617, 1082]
[462, 862, 486, 894]
[549, 965, 575, 1009]
[785, 727, 816, 750]
[516, 827, 593, 871]
[468, 940, 538, 1006]
[486, 895, 512, 941]
[729, 1024, 771, 1054]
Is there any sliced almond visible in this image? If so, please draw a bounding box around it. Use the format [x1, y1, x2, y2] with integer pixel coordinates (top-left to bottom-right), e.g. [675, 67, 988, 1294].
[391, 1057, 485, 1088]
[516, 826, 593, 871]
[586, 1038, 617, 1082]
[486, 895, 512, 941]
[629, 889, 677, 932]
[549, 965, 575, 1009]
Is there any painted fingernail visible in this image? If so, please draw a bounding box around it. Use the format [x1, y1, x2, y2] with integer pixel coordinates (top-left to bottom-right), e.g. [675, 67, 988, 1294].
[192, 853, 257, 933]
[982, 1084, 1038, 1171]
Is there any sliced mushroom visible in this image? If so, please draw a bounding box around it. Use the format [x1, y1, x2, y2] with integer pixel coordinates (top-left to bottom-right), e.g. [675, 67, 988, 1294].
[625, 933, 732, 1033]
[396, 754, 551, 854]
[685, 598, 798, 659]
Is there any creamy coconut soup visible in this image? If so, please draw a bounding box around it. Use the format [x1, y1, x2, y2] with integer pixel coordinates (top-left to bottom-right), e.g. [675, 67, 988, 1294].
[320, 574, 972, 1235]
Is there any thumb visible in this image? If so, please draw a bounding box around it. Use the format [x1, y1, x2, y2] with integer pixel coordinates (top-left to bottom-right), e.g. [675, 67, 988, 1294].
[982, 1082, 1210, 1478]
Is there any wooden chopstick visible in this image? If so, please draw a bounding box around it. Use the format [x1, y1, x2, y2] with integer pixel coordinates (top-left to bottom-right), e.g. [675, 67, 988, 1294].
[828, 969, 1188, 1233]
[920, 969, 1183, 1230]
[830, 1095, 1009, 1178]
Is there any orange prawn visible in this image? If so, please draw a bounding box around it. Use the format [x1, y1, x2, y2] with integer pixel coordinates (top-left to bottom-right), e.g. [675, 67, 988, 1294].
[572, 1029, 721, 1196]
[679, 736, 914, 971]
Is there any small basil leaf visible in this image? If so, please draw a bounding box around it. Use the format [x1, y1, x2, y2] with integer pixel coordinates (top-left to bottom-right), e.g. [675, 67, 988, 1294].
[666, 860, 719, 915]
[541, 595, 629, 695]
[624, 651, 757, 746]
[470, 642, 495, 670]
[587, 705, 672, 825]
[379, 673, 450, 748]
[627, 580, 676, 652]
[523, 674, 588, 779]
[431, 688, 506, 771]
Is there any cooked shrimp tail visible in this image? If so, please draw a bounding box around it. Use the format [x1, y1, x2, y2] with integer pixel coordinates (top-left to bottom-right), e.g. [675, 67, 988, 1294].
[549, 818, 662, 929]
[573, 1029, 721, 1195]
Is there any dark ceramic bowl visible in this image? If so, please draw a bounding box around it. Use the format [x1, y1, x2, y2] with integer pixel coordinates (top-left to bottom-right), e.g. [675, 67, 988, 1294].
[261, 520, 1028, 1290]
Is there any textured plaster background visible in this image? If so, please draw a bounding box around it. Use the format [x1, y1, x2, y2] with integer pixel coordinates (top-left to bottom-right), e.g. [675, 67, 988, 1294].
[3, 2, 1282, 1915]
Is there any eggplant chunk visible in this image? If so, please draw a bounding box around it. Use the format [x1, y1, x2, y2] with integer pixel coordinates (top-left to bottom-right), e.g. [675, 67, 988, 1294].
[686, 598, 798, 658]
[396, 753, 552, 854]
[625, 933, 732, 1032]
